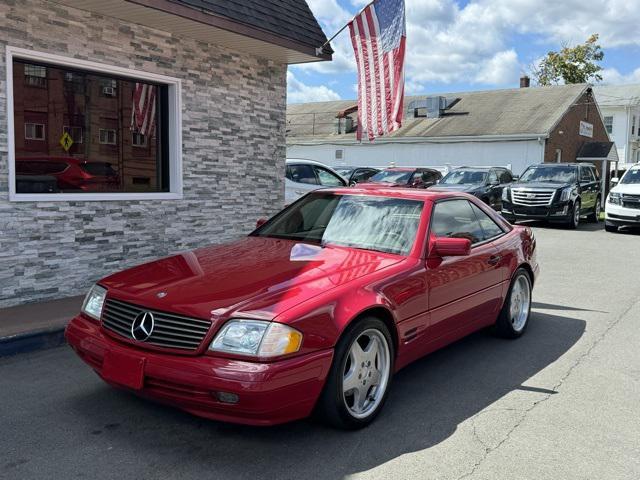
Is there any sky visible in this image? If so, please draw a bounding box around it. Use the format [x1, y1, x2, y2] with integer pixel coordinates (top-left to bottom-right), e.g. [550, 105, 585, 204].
[287, 0, 640, 104]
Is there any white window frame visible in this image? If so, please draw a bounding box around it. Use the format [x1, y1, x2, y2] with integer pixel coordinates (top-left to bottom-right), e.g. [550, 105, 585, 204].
[6, 46, 183, 202]
[603, 116, 613, 135]
[62, 125, 83, 144]
[25, 122, 45, 140]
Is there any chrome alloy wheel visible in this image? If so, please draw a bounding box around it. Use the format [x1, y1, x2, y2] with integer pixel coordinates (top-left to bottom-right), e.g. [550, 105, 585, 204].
[509, 274, 531, 332]
[342, 329, 391, 419]
[573, 202, 581, 227]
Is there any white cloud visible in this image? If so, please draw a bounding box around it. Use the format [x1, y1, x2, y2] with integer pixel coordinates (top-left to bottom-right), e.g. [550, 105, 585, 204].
[601, 68, 640, 85]
[287, 71, 341, 104]
[475, 50, 521, 85]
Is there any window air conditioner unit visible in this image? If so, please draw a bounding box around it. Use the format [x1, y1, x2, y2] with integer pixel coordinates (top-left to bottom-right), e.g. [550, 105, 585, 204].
[103, 86, 116, 96]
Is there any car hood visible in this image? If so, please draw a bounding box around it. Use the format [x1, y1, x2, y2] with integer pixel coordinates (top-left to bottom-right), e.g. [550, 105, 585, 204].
[508, 182, 568, 190]
[100, 236, 402, 322]
[611, 183, 640, 195]
[429, 184, 480, 193]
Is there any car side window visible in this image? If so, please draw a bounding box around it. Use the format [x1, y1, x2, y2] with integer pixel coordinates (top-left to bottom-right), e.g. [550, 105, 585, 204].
[430, 200, 484, 245]
[315, 167, 345, 186]
[352, 169, 373, 183]
[287, 164, 318, 185]
[469, 203, 505, 241]
[422, 170, 440, 184]
[591, 167, 600, 181]
[499, 169, 512, 183]
[487, 170, 499, 184]
[580, 166, 593, 183]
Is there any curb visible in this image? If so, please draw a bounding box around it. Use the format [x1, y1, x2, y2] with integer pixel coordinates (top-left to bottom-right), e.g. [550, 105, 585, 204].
[0, 327, 67, 357]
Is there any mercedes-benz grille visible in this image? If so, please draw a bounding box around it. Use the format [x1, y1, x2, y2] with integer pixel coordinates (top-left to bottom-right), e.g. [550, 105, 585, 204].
[101, 298, 211, 351]
[511, 189, 556, 206]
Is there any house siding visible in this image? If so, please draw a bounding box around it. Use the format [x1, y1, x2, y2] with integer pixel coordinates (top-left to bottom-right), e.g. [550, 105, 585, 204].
[0, 0, 286, 307]
[544, 90, 610, 165]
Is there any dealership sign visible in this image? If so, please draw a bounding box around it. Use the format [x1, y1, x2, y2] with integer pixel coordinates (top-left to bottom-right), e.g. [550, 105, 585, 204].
[579, 121, 593, 138]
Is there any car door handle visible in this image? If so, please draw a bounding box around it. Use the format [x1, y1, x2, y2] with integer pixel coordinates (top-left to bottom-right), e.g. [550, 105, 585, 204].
[488, 255, 502, 265]
[295, 190, 306, 195]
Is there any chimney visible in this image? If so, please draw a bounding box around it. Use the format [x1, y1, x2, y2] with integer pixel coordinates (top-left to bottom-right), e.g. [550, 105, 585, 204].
[520, 75, 530, 88]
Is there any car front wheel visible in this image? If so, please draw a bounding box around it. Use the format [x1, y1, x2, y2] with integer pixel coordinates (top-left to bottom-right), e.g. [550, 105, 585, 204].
[494, 268, 532, 338]
[567, 199, 581, 229]
[317, 317, 394, 429]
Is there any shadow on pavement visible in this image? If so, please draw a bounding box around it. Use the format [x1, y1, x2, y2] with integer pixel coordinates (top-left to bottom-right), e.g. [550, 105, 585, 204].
[66, 311, 585, 480]
[532, 301, 607, 313]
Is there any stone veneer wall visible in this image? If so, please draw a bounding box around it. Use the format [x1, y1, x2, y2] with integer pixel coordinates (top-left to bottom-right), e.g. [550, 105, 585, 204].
[0, 0, 287, 307]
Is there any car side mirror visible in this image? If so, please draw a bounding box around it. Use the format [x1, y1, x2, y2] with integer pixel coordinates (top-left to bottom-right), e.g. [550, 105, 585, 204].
[512, 176, 519, 182]
[256, 218, 267, 228]
[432, 237, 471, 257]
[611, 177, 619, 185]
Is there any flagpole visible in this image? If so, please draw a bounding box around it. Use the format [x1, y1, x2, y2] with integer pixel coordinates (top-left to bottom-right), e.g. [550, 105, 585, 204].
[315, 0, 377, 56]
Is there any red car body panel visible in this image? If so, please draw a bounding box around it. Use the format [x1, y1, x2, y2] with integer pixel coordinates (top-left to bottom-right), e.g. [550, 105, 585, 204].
[16, 156, 120, 192]
[66, 188, 539, 425]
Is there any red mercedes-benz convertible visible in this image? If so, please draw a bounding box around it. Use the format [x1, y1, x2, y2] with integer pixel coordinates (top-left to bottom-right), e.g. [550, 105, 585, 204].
[66, 188, 538, 429]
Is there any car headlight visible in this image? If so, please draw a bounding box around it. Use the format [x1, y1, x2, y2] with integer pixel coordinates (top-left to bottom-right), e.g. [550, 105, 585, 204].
[608, 192, 622, 205]
[559, 187, 573, 202]
[501, 188, 510, 201]
[81, 284, 107, 321]
[209, 320, 303, 357]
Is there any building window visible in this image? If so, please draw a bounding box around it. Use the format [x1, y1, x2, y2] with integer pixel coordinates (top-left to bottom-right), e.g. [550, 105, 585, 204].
[335, 149, 343, 160]
[131, 131, 147, 147]
[63, 126, 83, 144]
[633, 116, 637, 136]
[9, 49, 182, 200]
[555, 149, 562, 163]
[24, 64, 47, 88]
[25, 123, 45, 140]
[99, 129, 117, 145]
[604, 116, 613, 134]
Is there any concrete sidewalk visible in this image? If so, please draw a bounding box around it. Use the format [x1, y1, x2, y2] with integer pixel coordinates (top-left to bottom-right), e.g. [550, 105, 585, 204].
[0, 295, 83, 356]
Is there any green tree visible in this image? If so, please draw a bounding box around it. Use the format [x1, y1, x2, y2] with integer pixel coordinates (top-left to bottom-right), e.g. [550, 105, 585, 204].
[533, 34, 604, 85]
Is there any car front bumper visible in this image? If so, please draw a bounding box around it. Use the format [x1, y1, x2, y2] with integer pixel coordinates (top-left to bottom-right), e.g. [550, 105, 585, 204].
[501, 201, 573, 223]
[605, 203, 640, 227]
[65, 315, 334, 426]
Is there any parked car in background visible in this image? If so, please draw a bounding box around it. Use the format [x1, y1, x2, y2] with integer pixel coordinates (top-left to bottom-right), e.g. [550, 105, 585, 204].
[285, 159, 347, 204]
[501, 163, 601, 229]
[429, 166, 514, 210]
[334, 166, 380, 186]
[359, 167, 442, 189]
[605, 163, 640, 232]
[66, 187, 538, 429]
[15, 157, 120, 193]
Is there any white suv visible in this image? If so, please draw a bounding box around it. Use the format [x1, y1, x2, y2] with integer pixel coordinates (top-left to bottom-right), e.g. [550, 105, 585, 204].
[285, 159, 347, 205]
[605, 164, 640, 232]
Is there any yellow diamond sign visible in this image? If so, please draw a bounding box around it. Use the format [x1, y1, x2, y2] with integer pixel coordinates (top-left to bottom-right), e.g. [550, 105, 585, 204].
[60, 132, 74, 152]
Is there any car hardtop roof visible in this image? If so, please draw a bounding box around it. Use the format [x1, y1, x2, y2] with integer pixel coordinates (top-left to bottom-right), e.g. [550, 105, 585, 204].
[451, 166, 493, 170]
[381, 166, 440, 172]
[286, 158, 333, 167]
[16, 156, 104, 165]
[316, 186, 470, 202]
[529, 163, 584, 167]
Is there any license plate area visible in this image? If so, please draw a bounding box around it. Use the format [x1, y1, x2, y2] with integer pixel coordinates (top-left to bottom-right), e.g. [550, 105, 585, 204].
[102, 350, 145, 390]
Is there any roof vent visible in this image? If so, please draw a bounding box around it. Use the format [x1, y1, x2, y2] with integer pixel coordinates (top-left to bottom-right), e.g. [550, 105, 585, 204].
[409, 97, 459, 118]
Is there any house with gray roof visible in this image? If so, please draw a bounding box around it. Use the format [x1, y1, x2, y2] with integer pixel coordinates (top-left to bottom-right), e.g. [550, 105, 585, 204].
[594, 84, 640, 168]
[0, 0, 329, 307]
[287, 82, 611, 176]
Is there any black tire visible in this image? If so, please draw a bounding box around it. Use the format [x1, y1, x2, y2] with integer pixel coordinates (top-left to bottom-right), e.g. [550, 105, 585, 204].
[493, 268, 532, 339]
[316, 317, 394, 430]
[567, 199, 581, 229]
[587, 197, 601, 223]
[605, 223, 619, 233]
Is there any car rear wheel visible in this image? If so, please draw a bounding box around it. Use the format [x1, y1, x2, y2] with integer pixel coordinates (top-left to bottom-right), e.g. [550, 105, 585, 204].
[316, 317, 394, 429]
[494, 268, 532, 339]
[587, 197, 601, 222]
[567, 199, 581, 229]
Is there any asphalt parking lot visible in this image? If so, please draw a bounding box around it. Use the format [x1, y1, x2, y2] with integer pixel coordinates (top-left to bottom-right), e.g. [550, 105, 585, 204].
[2, 222, 639, 480]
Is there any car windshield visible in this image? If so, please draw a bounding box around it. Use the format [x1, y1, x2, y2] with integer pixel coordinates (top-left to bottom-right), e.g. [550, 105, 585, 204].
[440, 170, 487, 185]
[369, 170, 412, 184]
[519, 166, 576, 183]
[253, 193, 423, 255]
[81, 162, 117, 176]
[334, 167, 354, 176]
[621, 168, 640, 184]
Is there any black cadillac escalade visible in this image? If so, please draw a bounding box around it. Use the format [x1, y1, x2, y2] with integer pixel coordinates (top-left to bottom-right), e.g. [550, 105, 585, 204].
[501, 163, 602, 229]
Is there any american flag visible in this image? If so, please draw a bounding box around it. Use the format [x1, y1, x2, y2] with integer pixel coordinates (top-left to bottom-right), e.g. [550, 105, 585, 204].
[131, 83, 156, 137]
[349, 0, 406, 141]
